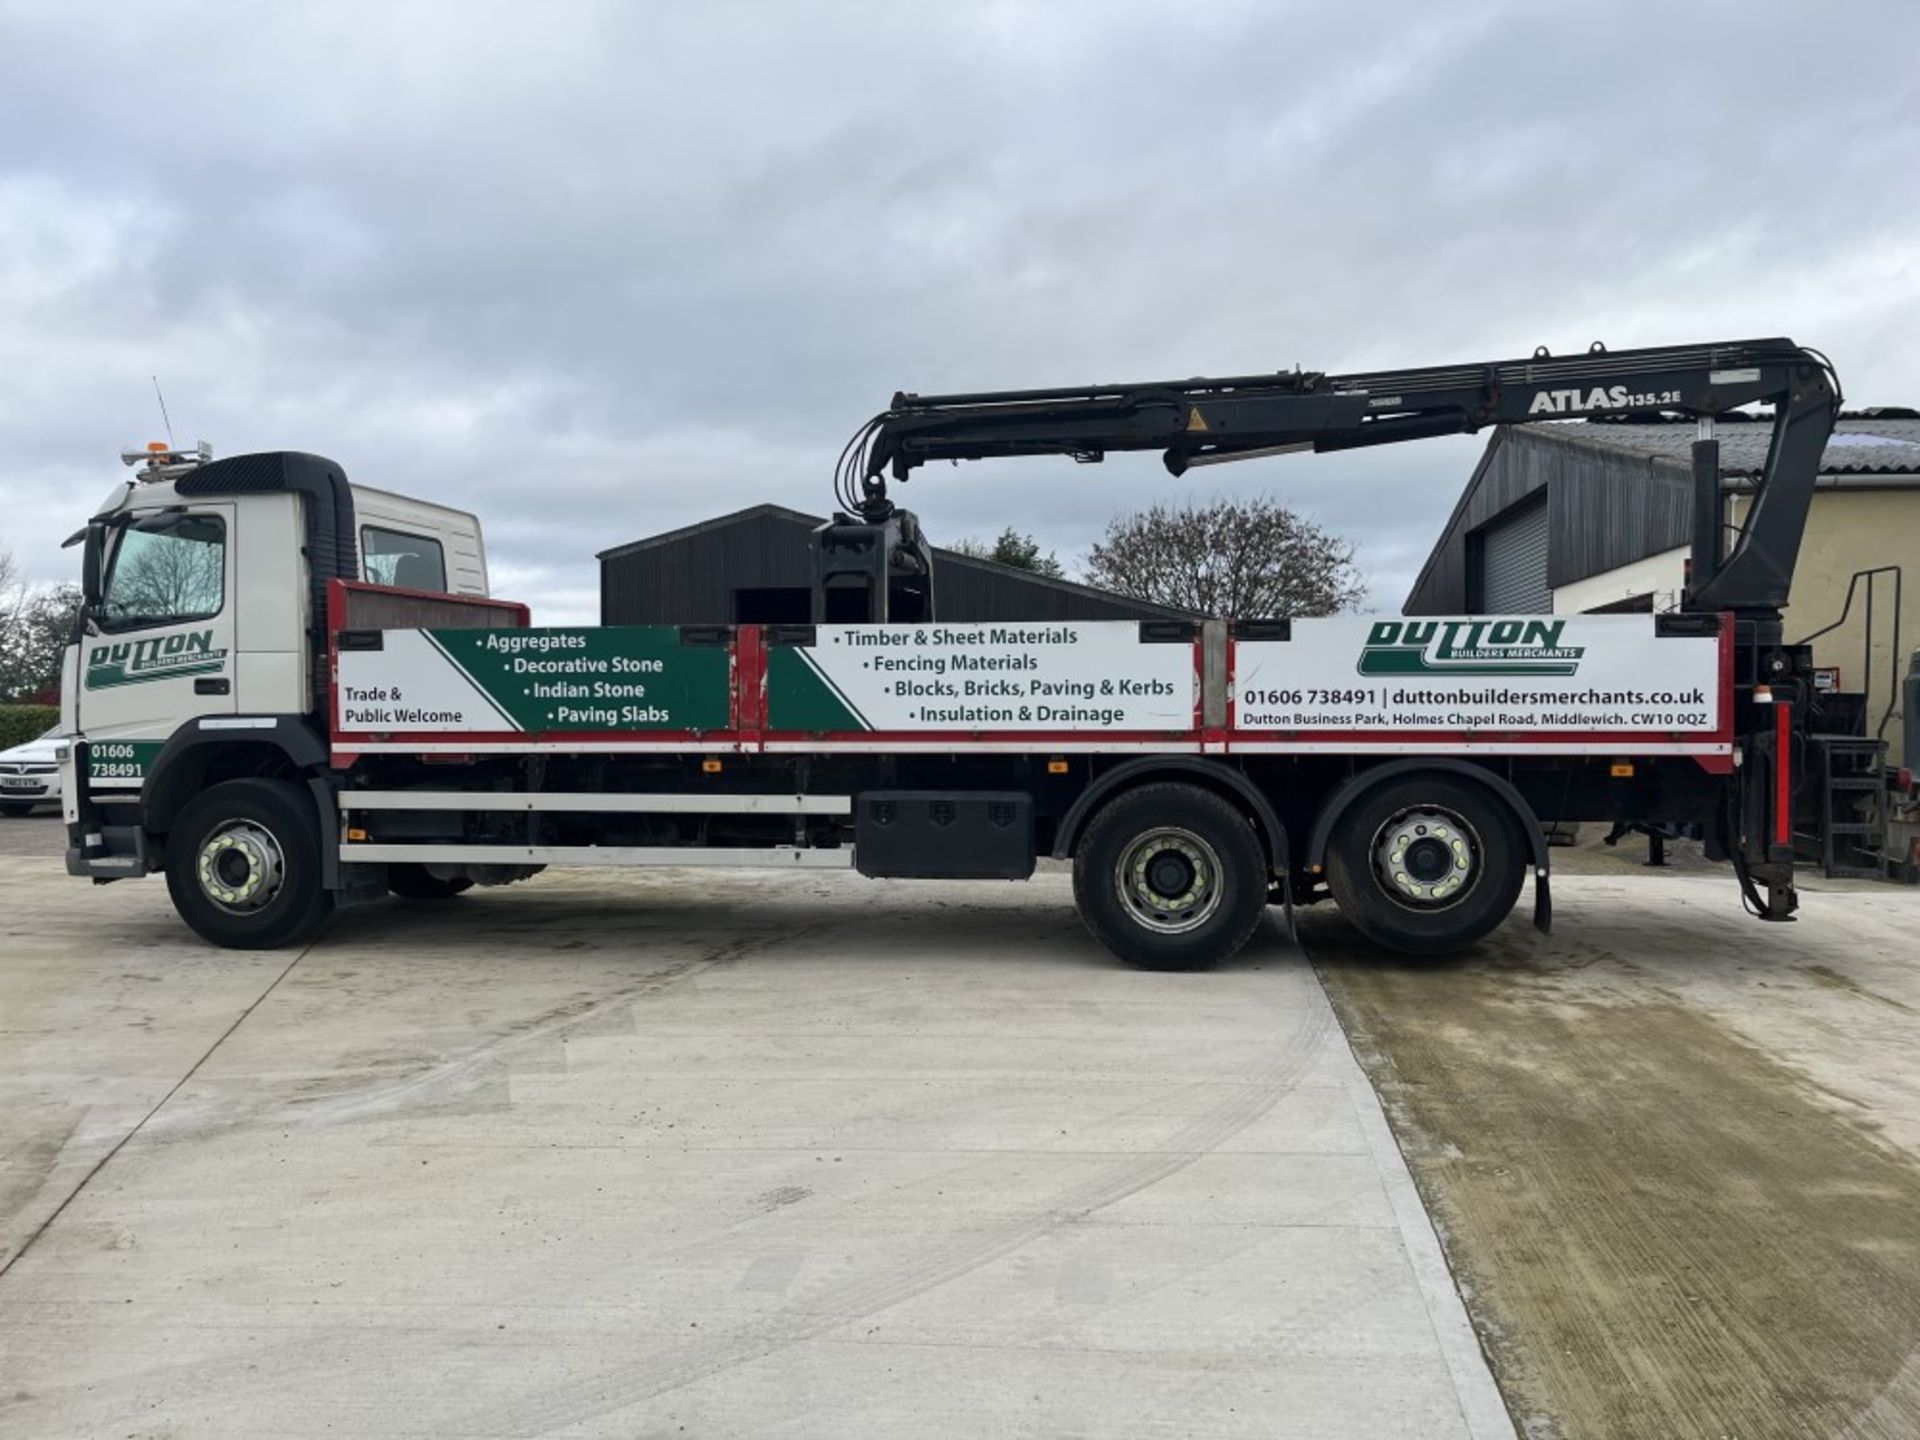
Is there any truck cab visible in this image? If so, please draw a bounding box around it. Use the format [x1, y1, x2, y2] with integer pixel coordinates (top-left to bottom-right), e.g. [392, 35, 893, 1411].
[61, 446, 488, 877]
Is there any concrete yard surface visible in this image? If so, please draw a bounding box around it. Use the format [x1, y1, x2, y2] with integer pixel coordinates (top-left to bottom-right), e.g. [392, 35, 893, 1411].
[9, 810, 1920, 1440]
[1313, 875, 1920, 1440]
[0, 839, 1507, 1440]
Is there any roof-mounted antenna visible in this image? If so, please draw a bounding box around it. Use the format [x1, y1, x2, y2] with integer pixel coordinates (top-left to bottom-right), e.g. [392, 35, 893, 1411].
[152, 375, 176, 449]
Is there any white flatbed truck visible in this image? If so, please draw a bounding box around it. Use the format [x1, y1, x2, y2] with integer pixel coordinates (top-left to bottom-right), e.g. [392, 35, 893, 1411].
[58, 338, 1889, 967]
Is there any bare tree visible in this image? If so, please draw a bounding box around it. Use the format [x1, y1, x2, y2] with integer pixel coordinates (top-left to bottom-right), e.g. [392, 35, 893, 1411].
[0, 546, 20, 631]
[0, 546, 84, 701]
[0, 547, 28, 698]
[1084, 496, 1365, 618]
[948, 527, 1065, 578]
[0, 584, 82, 702]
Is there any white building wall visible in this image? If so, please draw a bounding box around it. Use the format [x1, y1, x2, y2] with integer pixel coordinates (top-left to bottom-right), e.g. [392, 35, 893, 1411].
[1552, 545, 1689, 615]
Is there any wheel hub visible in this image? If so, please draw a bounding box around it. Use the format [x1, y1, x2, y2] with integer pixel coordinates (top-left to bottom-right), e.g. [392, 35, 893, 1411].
[196, 822, 286, 915]
[1403, 836, 1452, 882]
[1147, 851, 1194, 897]
[1372, 808, 1478, 908]
[1115, 827, 1223, 935]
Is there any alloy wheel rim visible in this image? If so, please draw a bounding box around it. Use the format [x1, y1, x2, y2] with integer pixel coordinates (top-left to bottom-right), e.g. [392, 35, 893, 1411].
[196, 821, 286, 915]
[1115, 826, 1225, 935]
[1371, 806, 1480, 909]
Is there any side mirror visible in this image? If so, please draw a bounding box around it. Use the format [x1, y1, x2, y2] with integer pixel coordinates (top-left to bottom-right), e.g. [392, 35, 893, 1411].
[76, 517, 126, 636]
[81, 521, 106, 610]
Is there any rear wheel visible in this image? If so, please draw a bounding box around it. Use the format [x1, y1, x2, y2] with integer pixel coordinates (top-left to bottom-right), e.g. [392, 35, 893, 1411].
[387, 863, 473, 900]
[1072, 783, 1269, 971]
[1324, 773, 1526, 956]
[164, 778, 334, 950]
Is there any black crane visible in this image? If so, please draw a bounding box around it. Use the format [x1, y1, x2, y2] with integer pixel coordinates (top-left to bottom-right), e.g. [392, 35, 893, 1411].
[830, 337, 1839, 630]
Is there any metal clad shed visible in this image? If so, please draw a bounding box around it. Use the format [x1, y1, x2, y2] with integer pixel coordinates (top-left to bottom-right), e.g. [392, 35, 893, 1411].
[1405, 412, 1920, 762]
[1406, 427, 1698, 615]
[1404, 415, 1920, 616]
[1473, 493, 1550, 612]
[597, 504, 1197, 625]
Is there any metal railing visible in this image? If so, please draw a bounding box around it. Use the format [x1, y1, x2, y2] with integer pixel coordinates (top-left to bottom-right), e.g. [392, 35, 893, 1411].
[1794, 565, 1903, 741]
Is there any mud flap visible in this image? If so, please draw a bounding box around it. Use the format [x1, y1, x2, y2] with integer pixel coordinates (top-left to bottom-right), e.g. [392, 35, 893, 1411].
[1274, 871, 1298, 945]
[307, 774, 342, 890]
[1271, 821, 1297, 945]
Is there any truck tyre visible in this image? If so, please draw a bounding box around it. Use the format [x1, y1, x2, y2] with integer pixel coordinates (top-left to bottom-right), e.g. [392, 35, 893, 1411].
[164, 778, 334, 950]
[1324, 773, 1525, 956]
[387, 864, 473, 900]
[1072, 782, 1268, 971]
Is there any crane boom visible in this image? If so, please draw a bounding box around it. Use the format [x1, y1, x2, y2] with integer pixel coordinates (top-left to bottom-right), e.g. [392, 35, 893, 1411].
[843, 337, 1840, 620]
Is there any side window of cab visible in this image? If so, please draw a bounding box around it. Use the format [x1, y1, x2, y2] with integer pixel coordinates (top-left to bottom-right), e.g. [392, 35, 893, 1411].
[361, 526, 447, 592]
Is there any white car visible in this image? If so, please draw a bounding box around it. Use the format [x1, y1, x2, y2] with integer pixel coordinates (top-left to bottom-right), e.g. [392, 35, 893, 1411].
[0, 726, 63, 816]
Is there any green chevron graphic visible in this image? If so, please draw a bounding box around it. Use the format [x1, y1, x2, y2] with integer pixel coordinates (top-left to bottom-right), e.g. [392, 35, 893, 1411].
[767, 646, 870, 732]
[425, 627, 732, 732]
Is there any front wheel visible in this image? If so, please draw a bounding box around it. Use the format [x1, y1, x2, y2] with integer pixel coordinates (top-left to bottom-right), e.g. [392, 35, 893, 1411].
[164, 778, 334, 949]
[1072, 782, 1270, 971]
[1323, 773, 1526, 956]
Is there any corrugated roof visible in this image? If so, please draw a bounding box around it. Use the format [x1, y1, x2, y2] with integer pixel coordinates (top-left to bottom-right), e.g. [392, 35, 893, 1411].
[1566, 416, 1920, 477]
[595, 504, 821, 561]
[596, 503, 1199, 617]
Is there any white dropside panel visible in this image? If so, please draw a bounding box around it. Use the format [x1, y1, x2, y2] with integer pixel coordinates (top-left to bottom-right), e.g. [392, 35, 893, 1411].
[1234, 614, 1721, 736]
[777, 622, 1193, 732]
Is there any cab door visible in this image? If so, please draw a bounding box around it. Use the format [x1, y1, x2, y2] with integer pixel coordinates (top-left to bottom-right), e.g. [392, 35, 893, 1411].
[76, 504, 237, 794]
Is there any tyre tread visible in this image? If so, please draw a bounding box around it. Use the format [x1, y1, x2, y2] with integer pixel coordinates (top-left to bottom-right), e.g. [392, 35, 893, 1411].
[1323, 772, 1526, 956]
[164, 778, 333, 950]
[1072, 781, 1269, 971]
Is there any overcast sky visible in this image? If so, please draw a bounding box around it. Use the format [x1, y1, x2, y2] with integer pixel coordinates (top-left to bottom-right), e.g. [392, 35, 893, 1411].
[3, 0, 1917, 622]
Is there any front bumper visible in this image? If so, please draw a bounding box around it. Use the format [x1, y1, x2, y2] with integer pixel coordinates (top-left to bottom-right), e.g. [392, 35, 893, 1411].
[61, 744, 148, 880]
[65, 821, 151, 879]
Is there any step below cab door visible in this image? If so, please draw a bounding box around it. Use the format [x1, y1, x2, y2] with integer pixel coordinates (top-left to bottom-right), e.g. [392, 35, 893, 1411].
[75, 503, 238, 795]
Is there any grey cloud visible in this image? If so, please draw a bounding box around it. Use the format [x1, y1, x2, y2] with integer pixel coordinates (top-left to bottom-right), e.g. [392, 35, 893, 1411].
[3, 0, 1918, 623]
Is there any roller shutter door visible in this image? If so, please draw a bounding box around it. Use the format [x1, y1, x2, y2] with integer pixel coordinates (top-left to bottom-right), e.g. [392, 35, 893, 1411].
[1476, 495, 1550, 613]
